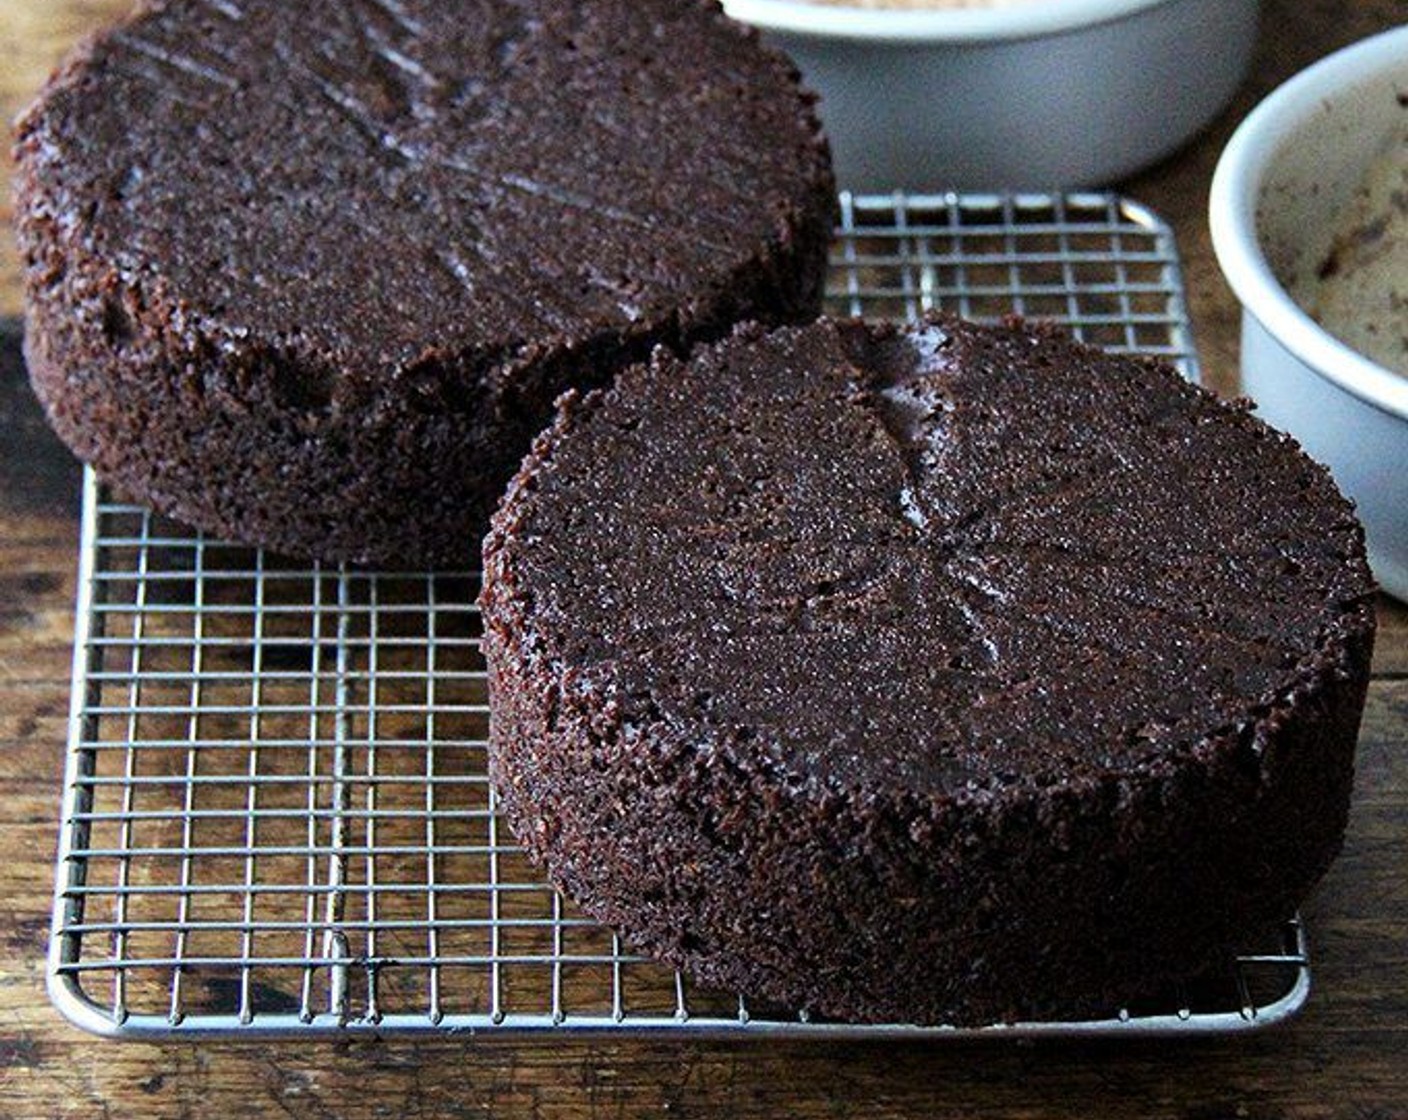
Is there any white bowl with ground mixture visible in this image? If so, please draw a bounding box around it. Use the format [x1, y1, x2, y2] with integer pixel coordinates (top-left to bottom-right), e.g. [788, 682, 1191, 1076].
[721, 0, 1258, 189]
[1212, 26, 1408, 602]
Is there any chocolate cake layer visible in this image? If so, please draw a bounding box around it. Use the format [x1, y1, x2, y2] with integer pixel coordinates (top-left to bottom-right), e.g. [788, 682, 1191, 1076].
[14, 0, 834, 563]
[481, 314, 1376, 1025]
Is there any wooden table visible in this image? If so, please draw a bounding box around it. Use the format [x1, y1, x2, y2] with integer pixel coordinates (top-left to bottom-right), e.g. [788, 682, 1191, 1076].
[0, 2, 1403, 1116]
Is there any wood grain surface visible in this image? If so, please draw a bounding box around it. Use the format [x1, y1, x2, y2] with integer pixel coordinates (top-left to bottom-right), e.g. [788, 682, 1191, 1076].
[0, 2, 1404, 1117]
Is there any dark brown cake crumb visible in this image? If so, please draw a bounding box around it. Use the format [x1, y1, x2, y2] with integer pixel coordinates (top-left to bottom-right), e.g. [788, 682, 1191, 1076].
[481, 314, 1376, 1026]
[13, 0, 834, 564]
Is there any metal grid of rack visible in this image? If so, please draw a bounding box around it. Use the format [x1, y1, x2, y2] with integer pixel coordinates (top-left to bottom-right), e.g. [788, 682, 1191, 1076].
[49, 193, 1310, 1038]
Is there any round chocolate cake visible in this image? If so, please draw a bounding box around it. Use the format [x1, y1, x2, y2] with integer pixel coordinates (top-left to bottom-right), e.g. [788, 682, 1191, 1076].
[481, 314, 1377, 1026]
[14, 0, 834, 564]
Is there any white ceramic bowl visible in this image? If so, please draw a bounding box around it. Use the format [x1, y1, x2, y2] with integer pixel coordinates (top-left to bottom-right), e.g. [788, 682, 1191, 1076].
[721, 0, 1259, 190]
[1210, 26, 1408, 602]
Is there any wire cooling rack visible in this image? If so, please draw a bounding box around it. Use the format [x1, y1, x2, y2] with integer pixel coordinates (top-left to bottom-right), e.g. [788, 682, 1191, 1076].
[49, 193, 1311, 1039]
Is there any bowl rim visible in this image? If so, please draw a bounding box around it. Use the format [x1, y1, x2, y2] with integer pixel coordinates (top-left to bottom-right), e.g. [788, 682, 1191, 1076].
[1209, 25, 1408, 422]
[720, 0, 1181, 43]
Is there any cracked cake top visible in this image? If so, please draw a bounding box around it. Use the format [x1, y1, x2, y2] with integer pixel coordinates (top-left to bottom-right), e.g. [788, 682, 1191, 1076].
[15, 0, 833, 374]
[483, 314, 1376, 795]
